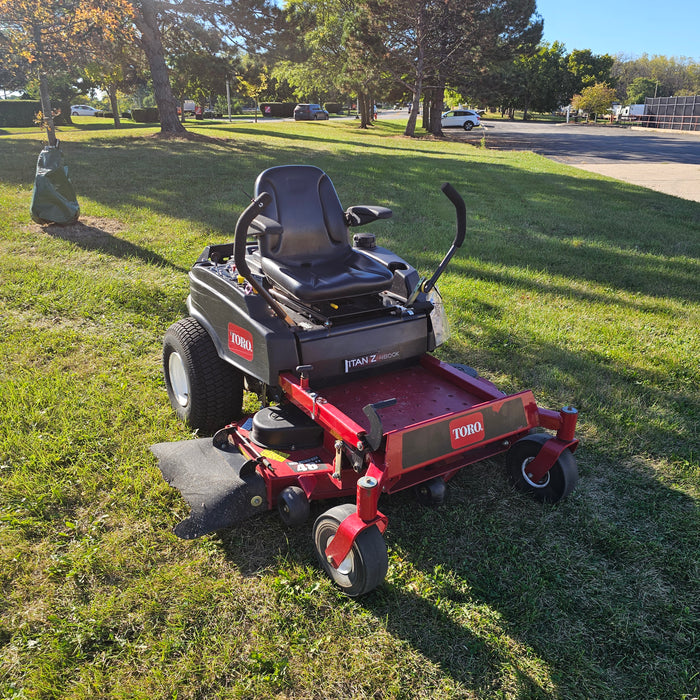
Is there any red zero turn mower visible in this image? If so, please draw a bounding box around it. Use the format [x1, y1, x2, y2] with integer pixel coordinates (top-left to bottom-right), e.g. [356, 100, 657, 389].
[152, 165, 580, 596]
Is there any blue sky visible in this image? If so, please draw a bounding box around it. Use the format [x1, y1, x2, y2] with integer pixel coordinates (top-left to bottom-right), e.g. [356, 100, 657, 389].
[535, 0, 700, 61]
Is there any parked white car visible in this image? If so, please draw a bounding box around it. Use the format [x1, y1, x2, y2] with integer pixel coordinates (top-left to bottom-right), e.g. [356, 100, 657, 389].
[441, 109, 480, 131]
[70, 105, 102, 117]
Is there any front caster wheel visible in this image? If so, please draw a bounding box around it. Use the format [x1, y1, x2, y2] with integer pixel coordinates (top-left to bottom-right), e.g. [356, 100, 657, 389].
[277, 486, 310, 527]
[313, 503, 388, 597]
[414, 476, 447, 506]
[506, 433, 578, 503]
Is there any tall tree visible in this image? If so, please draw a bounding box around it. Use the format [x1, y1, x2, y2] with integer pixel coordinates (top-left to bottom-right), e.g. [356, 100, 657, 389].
[612, 53, 700, 100]
[83, 18, 145, 127]
[626, 76, 658, 105]
[508, 42, 571, 119]
[130, 0, 278, 136]
[567, 49, 614, 93]
[275, 0, 354, 102]
[353, 0, 542, 136]
[130, 0, 185, 135]
[0, 0, 134, 144]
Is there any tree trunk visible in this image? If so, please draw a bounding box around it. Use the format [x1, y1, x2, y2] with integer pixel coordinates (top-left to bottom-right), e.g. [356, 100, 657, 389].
[133, 0, 186, 136]
[428, 86, 444, 136]
[403, 14, 425, 138]
[32, 22, 57, 146]
[109, 84, 121, 128]
[38, 73, 57, 147]
[422, 92, 430, 130]
[404, 89, 421, 137]
[358, 92, 370, 128]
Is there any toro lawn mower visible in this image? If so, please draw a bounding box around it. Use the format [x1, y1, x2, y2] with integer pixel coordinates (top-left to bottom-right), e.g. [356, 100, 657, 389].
[152, 165, 580, 596]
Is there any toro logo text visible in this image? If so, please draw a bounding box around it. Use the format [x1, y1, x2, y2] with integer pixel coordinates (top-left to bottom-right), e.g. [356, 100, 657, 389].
[228, 323, 254, 361]
[449, 412, 485, 449]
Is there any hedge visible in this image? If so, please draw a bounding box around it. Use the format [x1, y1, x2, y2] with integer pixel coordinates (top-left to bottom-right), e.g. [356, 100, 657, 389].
[260, 102, 296, 118]
[0, 100, 41, 128]
[324, 103, 343, 114]
[131, 108, 159, 123]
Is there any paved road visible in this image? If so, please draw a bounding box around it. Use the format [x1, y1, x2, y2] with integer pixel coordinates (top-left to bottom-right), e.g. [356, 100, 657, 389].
[442, 119, 700, 203]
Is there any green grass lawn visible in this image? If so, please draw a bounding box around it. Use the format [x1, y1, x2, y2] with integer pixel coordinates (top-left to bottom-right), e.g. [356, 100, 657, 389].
[1, 119, 698, 699]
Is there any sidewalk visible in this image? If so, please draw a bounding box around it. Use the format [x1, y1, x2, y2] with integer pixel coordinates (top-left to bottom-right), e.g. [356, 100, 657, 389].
[571, 162, 700, 203]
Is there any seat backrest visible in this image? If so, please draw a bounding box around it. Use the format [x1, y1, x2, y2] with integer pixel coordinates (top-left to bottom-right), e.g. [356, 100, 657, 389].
[253, 165, 349, 263]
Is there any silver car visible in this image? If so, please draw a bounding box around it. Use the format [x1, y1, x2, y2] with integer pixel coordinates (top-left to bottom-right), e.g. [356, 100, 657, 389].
[441, 109, 480, 131]
[70, 105, 102, 116]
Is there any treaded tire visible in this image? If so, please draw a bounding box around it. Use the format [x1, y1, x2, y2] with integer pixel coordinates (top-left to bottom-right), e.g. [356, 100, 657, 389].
[313, 503, 388, 597]
[163, 317, 244, 434]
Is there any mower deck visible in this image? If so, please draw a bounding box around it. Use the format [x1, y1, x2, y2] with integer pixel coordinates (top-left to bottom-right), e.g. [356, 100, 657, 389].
[219, 353, 577, 507]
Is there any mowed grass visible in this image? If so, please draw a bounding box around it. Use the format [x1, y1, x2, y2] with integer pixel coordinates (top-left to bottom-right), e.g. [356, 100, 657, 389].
[0, 118, 698, 699]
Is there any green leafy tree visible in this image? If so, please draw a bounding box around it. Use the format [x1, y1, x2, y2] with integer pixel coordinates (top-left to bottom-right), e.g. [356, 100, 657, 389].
[352, 0, 542, 136]
[612, 53, 700, 100]
[510, 41, 571, 119]
[626, 76, 657, 105]
[572, 81, 616, 121]
[131, 0, 278, 136]
[275, 0, 376, 127]
[82, 20, 146, 128]
[238, 59, 268, 122]
[0, 0, 134, 144]
[567, 49, 614, 93]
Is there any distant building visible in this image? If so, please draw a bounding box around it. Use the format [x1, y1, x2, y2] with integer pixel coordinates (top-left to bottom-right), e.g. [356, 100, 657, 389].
[641, 96, 699, 131]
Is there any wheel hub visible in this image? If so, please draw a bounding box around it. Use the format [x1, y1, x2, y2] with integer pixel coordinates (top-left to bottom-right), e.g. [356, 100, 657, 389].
[168, 352, 190, 407]
[521, 456, 550, 488]
[327, 535, 354, 576]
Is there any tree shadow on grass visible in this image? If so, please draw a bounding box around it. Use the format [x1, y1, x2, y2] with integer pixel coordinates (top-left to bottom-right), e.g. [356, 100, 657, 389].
[214, 500, 553, 697]
[210, 438, 698, 698]
[40, 216, 187, 272]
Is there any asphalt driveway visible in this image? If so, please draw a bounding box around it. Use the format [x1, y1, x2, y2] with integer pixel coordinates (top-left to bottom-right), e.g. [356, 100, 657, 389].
[447, 120, 700, 203]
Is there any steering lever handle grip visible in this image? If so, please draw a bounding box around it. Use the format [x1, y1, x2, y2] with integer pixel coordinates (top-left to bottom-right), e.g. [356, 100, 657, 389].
[440, 182, 466, 248]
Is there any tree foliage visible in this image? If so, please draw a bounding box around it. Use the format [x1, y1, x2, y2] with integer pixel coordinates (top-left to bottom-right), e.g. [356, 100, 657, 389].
[572, 82, 616, 121]
[509, 42, 571, 119]
[612, 53, 700, 101]
[0, 0, 134, 142]
[4, 0, 700, 142]
[343, 0, 542, 135]
[130, 0, 278, 135]
[567, 49, 614, 93]
[625, 76, 657, 105]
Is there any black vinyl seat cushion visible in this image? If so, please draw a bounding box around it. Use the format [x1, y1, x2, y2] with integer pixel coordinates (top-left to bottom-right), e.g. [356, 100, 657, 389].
[253, 165, 394, 302]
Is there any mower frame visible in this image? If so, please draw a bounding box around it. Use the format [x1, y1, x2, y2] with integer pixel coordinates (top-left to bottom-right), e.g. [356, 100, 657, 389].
[154, 168, 580, 596]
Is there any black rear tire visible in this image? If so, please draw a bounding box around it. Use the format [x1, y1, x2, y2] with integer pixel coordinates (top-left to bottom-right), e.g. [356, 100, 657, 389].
[163, 317, 244, 434]
[463, 121, 474, 131]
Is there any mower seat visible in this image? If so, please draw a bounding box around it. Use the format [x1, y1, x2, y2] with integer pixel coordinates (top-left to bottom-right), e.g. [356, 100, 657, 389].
[251, 165, 394, 303]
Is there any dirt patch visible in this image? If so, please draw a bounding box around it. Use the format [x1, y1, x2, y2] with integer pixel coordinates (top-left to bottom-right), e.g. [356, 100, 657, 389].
[149, 130, 234, 147]
[27, 216, 127, 241]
